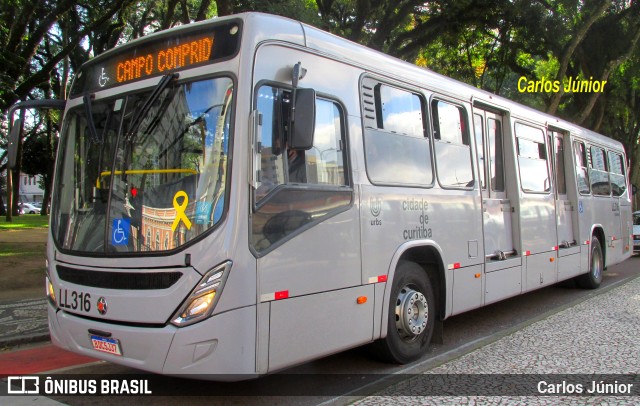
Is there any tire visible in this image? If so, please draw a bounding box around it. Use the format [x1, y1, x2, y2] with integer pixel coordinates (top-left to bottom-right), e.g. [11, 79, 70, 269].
[373, 261, 436, 364]
[576, 236, 604, 289]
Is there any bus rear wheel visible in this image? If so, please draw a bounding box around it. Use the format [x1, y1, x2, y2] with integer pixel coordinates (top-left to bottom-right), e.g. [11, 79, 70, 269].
[374, 261, 435, 364]
[577, 236, 603, 289]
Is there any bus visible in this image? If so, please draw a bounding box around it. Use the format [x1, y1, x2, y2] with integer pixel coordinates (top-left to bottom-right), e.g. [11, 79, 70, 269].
[8, 12, 632, 379]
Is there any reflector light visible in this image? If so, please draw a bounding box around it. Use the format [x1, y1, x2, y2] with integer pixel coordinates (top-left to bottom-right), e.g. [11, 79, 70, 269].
[275, 290, 289, 300]
[357, 296, 367, 304]
[474, 273, 481, 279]
[448, 263, 461, 270]
[552, 246, 558, 251]
[368, 275, 388, 284]
[524, 251, 531, 256]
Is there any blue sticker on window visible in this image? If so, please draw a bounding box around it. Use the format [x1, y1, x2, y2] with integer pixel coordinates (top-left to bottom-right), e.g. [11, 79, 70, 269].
[578, 201, 584, 214]
[112, 218, 130, 245]
[195, 202, 213, 225]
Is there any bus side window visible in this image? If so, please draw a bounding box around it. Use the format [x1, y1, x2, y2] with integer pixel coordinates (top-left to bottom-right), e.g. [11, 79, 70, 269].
[574, 141, 590, 194]
[589, 145, 610, 196]
[432, 100, 474, 188]
[302, 99, 347, 186]
[362, 81, 432, 187]
[515, 122, 549, 193]
[473, 114, 486, 190]
[251, 88, 352, 252]
[255, 86, 287, 201]
[608, 151, 626, 197]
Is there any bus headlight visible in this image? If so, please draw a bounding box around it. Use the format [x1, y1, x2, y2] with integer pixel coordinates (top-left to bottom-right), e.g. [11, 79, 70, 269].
[46, 274, 57, 308]
[171, 261, 231, 327]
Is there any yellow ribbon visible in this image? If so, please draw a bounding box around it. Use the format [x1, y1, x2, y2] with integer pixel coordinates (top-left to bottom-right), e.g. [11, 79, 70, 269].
[171, 191, 192, 232]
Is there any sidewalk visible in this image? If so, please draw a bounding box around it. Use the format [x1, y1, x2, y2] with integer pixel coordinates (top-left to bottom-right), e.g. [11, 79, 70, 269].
[354, 274, 640, 404]
[0, 297, 49, 348]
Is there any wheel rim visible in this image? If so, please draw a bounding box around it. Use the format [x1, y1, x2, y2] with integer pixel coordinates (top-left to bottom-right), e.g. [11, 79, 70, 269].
[395, 286, 428, 342]
[592, 245, 603, 281]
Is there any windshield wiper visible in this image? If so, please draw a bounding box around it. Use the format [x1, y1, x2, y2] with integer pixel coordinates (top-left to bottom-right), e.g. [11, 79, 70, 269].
[125, 73, 179, 141]
[83, 94, 102, 144]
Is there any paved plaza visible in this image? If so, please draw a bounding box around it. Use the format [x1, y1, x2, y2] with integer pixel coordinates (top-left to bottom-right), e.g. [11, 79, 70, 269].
[354, 275, 640, 405]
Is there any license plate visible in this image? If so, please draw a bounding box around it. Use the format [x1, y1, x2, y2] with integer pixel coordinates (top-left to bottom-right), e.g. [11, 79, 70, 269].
[90, 335, 123, 356]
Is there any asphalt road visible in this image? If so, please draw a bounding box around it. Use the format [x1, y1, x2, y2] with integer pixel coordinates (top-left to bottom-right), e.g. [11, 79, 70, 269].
[40, 255, 640, 406]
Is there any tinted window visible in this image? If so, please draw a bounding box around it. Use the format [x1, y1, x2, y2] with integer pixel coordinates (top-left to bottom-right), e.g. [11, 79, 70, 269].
[364, 84, 432, 186]
[252, 85, 351, 252]
[256, 86, 348, 201]
[488, 118, 504, 192]
[365, 131, 432, 186]
[574, 141, 590, 194]
[554, 136, 566, 195]
[473, 114, 486, 190]
[608, 151, 626, 197]
[590, 146, 610, 196]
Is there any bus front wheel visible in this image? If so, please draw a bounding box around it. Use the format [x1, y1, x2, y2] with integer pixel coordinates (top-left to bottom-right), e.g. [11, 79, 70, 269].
[374, 261, 435, 364]
[577, 236, 603, 289]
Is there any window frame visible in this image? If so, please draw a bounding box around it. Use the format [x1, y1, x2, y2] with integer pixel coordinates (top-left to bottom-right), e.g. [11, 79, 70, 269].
[574, 140, 591, 195]
[514, 121, 551, 194]
[431, 96, 475, 190]
[360, 76, 434, 188]
[252, 81, 353, 209]
[607, 150, 626, 197]
[588, 144, 611, 197]
[250, 81, 354, 256]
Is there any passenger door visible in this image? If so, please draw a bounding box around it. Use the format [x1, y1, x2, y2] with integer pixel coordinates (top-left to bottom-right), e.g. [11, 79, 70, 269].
[515, 122, 558, 290]
[473, 109, 514, 260]
[550, 130, 581, 280]
[550, 131, 577, 251]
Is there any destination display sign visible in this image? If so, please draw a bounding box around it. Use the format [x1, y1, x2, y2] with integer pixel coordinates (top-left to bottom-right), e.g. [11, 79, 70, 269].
[70, 20, 241, 96]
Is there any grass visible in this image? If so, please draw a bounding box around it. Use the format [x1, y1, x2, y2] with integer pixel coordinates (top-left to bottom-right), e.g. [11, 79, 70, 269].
[0, 223, 48, 299]
[0, 242, 43, 257]
[0, 215, 49, 230]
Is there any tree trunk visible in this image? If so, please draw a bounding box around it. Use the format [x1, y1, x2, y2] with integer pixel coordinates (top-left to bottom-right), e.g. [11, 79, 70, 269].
[576, 25, 640, 125]
[546, 0, 609, 116]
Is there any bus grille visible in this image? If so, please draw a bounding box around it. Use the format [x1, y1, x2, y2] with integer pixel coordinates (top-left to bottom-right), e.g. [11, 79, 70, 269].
[56, 266, 183, 290]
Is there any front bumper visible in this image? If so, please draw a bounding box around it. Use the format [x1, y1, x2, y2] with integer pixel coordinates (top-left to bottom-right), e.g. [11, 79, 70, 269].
[48, 303, 257, 379]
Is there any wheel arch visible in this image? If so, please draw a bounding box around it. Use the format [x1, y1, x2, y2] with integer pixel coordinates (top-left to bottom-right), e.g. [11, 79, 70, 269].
[379, 240, 447, 339]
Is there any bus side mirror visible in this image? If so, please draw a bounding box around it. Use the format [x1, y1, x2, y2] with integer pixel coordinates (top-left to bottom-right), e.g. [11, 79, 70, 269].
[7, 99, 66, 169]
[289, 88, 315, 150]
[8, 118, 22, 169]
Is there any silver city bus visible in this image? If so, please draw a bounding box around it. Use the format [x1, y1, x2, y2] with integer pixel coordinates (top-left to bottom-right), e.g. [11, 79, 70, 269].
[7, 12, 632, 378]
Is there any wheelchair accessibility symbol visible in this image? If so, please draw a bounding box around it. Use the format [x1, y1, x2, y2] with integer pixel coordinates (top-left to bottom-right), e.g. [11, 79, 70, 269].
[112, 218, 130, 246]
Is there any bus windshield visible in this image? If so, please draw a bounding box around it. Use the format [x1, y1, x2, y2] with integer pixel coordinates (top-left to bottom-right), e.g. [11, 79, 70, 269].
[52, 76, 234, 254]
